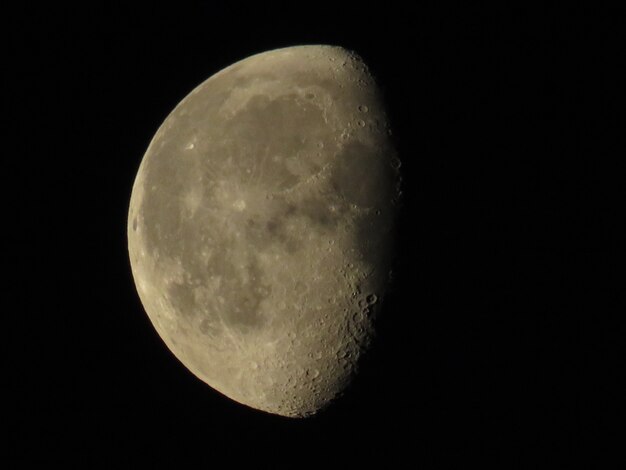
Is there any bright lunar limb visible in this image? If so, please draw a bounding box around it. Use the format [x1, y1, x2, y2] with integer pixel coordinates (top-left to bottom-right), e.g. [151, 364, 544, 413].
[127, 45, 401, 417]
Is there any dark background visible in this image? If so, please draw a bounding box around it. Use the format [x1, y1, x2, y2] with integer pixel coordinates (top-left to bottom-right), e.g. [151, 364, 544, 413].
[5, 2, 624, 466]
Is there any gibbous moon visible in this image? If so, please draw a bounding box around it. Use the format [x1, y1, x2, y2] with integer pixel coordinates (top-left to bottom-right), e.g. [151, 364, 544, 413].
[127, 45, 401, 417]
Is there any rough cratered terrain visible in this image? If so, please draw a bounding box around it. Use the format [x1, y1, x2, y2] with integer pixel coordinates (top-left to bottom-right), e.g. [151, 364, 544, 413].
[128, 45, 400, 417]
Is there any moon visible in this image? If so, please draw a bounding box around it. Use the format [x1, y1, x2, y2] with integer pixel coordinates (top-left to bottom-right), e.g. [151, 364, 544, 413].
[127, 45, 401, 417]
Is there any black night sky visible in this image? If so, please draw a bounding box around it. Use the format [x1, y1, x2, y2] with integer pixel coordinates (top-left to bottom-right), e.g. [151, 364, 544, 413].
[6, 3, 624, 466]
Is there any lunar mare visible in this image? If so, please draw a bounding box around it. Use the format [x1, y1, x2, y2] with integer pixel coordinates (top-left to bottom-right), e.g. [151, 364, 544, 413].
[127, 45, 400, 417]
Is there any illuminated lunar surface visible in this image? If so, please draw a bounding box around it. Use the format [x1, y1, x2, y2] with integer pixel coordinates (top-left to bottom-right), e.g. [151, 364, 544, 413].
[127, 45, 401, 417]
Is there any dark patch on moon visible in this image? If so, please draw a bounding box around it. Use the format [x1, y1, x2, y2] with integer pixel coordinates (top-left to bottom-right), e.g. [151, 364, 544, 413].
[201, 250, 270, 329]
[330, 141, 395, 210]
[297, 195, 343, 229]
